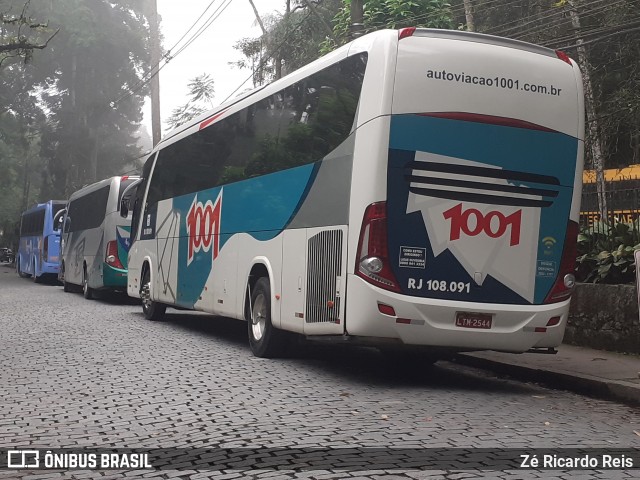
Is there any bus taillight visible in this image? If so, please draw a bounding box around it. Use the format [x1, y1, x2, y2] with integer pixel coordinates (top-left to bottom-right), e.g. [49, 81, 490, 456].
[555, 50, 572, 65]
[544, 220, 578, 303]
[105, 240, 124, 269]
[398, 27, 416, 40]
[356, 202, 401, 293]
[43, 236, 48, 262]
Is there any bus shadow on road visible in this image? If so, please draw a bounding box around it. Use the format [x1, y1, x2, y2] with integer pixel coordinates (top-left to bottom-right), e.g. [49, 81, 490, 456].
[292, 344, 539, 395]
[155, 310, 539, 395]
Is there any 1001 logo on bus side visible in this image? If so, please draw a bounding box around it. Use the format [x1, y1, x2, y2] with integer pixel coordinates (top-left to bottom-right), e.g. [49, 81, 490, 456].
[443, 203, 522, 246]
[186, 190, 222, 266]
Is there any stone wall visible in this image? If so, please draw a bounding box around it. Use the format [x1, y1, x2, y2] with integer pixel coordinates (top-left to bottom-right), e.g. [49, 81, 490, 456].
[566, 283, 640, 353]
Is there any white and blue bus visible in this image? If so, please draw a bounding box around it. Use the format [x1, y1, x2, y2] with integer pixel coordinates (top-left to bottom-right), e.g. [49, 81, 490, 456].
[60, 176, 139, 298]
[126, 28, 585, 359]
[16, 200, 66, 282]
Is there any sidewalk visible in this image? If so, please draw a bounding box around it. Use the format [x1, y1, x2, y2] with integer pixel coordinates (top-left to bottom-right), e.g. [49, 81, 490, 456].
[455, 344, 640, 406]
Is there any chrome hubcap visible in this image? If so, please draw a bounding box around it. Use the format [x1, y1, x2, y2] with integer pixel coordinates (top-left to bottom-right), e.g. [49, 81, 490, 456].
[142, 282, 152, 310]
[251, 293, 267, 341]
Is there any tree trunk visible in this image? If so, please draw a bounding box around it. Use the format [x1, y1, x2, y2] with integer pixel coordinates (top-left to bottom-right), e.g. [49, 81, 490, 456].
[301, 0, 335, 40]
[567, 0, 607, 219]
[463, 0, 475, 32]
[88, 129, 98, 183]
[247, 0, 266, 34]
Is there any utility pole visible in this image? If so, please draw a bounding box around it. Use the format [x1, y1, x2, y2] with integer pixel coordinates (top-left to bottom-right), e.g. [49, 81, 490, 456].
[149, 0, 161, 146]
[567, 0, 607, 218]
[463, 0, 475, 32]
[350, 0, 364, 39]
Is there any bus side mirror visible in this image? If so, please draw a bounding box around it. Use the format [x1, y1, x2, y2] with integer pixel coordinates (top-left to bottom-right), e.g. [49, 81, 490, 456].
[119, 178, 142, 218]
[53, 209, 67, 232]
[120, 198, 129, 218]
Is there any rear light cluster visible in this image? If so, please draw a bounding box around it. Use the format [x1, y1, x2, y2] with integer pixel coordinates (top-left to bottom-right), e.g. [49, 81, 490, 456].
[43, 236, 48, 262]
[106, 240, 124, 269]
[398, 27, 416, 40]
[544, 220, 578, 304]
[355, 202, 401, 293]
[555, 50, 572, 65]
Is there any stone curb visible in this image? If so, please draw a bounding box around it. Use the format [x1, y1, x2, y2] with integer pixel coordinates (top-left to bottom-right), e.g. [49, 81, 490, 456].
[454, 353, 640, 407]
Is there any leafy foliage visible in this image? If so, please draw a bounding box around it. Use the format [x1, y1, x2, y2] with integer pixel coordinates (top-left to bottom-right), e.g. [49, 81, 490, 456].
[576, 221, 640, 284]
[166, 73, 215, 131]
[0, 0, 152, 248]
[322, 0, 454, 52]
[233, 0, 344, 86]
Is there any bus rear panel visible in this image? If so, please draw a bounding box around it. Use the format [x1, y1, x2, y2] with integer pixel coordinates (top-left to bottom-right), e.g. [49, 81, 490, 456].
[346, 29, 584, 353]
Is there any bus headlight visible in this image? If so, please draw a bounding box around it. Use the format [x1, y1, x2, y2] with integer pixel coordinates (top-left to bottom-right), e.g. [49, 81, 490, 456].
[360, 256, 383, 274]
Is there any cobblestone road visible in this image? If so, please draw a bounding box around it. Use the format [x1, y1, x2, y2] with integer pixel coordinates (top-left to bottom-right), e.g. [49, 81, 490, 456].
[1, 265, 639, 479]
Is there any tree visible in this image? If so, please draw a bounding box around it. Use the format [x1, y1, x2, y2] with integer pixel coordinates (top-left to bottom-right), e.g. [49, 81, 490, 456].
[324, 0, 454, 51]
[30, 0, 153, 196]
[0, 0, 58, 67]
[166, 73, 215, 130]
[233, 0, 344, 87]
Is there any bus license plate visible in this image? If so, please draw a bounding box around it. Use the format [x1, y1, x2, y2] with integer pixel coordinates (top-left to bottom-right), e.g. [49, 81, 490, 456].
[455, 312, 493, 329]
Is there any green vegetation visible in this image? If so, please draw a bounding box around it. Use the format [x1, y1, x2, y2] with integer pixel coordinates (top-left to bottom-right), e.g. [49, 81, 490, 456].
[577, 221, 640, 284]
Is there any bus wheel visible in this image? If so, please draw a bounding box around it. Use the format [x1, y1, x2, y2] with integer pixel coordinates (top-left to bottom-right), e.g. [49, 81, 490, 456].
[248, 277, 286, 358]
[82, 265, 94, 300]
[32, 260, 41, 283]
[62, 263, 71, 292]
[16, 258, 30, 278]
[141, 268, 166, 321]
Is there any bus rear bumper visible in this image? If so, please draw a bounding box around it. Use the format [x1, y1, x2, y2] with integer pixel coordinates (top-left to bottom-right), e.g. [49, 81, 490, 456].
[40, 261, 60, 275]
[103, 263, 128, 288]
[345, 275, 569, 353]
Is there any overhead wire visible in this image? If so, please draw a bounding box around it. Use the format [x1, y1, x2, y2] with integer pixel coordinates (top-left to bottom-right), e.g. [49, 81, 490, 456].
[110, 0, 234, 109]
[84, 0, 237, 172]
[509, 0, 631, 43]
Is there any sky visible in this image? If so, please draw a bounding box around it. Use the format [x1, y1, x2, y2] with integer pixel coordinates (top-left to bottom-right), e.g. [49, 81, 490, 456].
[142, 0, 285, 139]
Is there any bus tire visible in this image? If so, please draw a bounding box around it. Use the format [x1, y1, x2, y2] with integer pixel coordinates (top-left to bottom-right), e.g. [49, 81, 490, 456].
[16, 258, 30, 278]
[62, 263, 71, 292]
[141, 267, 166, 321]
[247, 277, 286, 358]
[82, 265, 94, 300]
[32, 260, 41, 283]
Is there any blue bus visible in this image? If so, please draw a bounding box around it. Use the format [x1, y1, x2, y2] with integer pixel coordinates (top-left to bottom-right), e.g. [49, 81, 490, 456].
[16, 200, 66, 282]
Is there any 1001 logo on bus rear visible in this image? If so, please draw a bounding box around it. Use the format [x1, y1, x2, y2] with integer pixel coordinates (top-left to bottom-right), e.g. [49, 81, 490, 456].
[186, 190, 222, 266]
[443, 203, 522, 246]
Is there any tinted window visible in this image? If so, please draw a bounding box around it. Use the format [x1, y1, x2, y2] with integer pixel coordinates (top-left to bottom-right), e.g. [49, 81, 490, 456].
[20, 209, 45, 236]
[67, 186, 110, 232]
[146, 53, 367, 206]
[132, 156, 154, 243]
